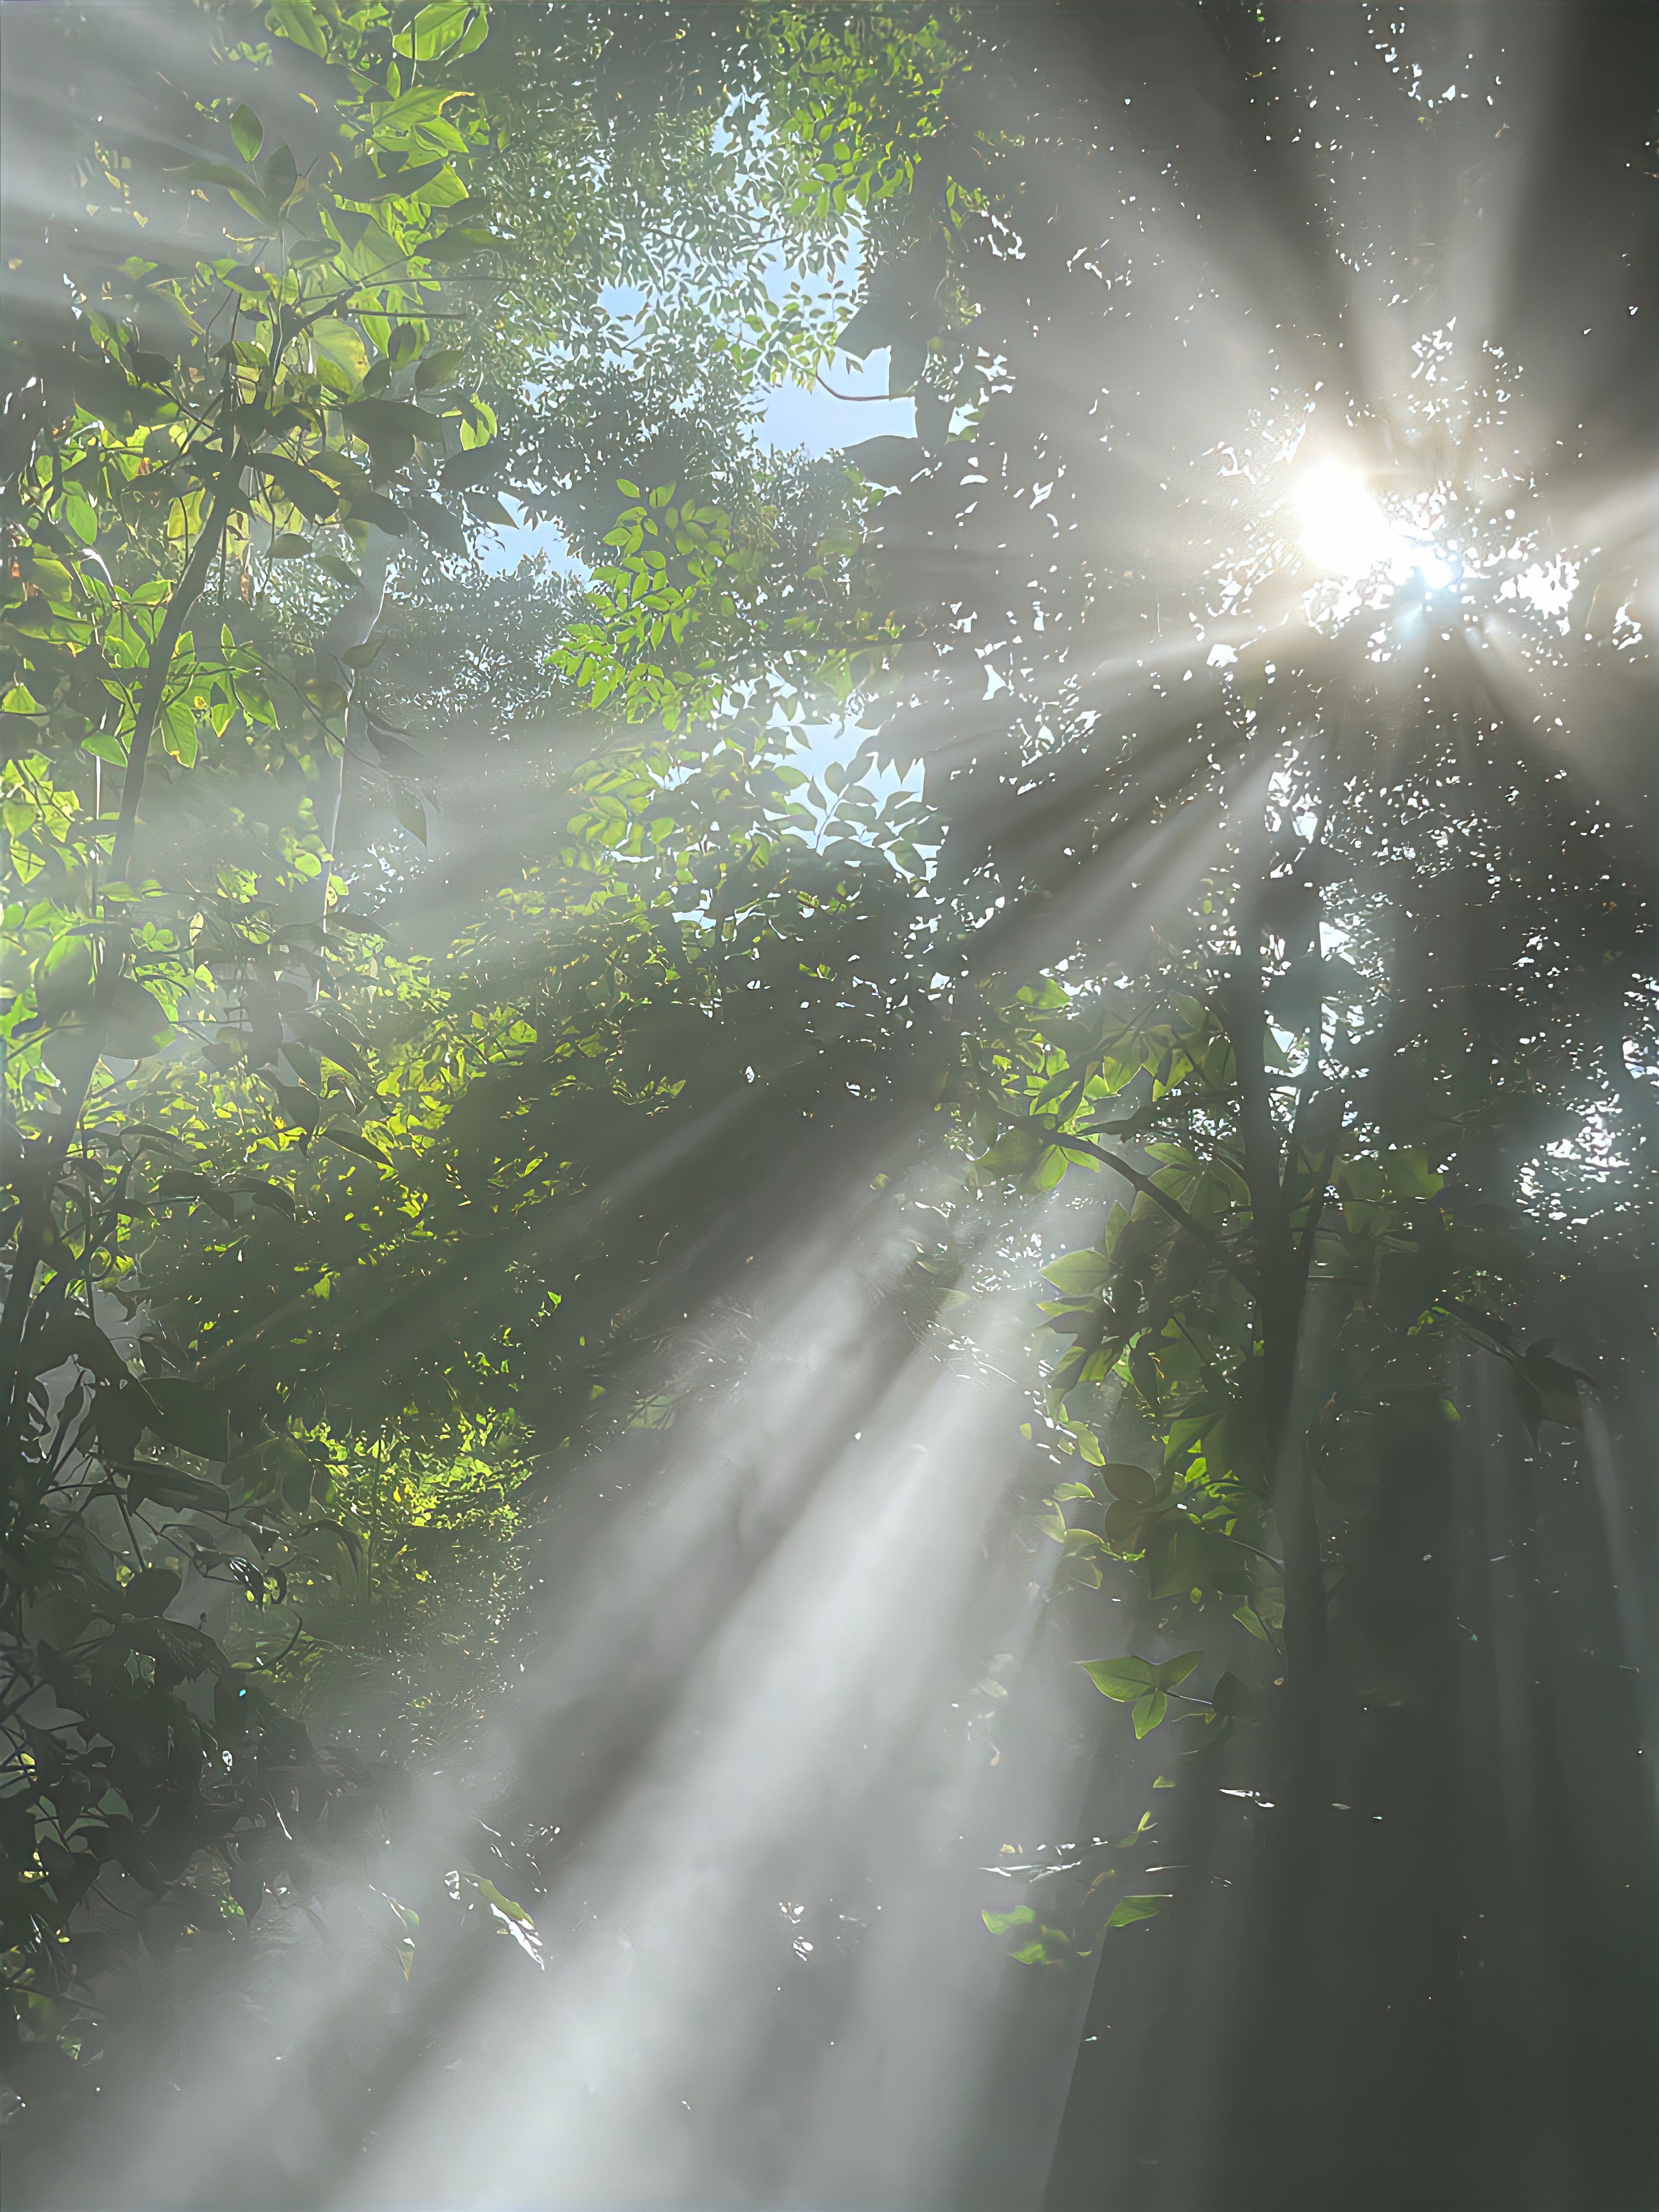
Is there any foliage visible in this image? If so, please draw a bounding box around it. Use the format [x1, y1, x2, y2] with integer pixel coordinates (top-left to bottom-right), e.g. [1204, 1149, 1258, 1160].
[0, 0, 983, 2111]
[824, 5, 1655, 1983]
[0, 0, 527, 2084]
[113, 727, 941, 1457]
[2, 6, 1651, 2195]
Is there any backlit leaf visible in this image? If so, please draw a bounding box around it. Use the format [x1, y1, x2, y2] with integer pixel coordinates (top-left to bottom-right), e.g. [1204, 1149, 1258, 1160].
[231, 105, 264, 163]
[1081, 1656, 1157, 1702]
[1106, 1894, 1170, 1930]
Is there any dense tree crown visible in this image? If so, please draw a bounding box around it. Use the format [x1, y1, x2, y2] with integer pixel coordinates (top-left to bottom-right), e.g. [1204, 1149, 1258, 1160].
[0, 5, 1651, 2205]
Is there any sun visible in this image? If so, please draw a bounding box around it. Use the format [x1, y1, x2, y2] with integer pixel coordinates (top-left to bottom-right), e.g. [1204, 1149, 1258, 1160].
[1295, 460, 1457, 592]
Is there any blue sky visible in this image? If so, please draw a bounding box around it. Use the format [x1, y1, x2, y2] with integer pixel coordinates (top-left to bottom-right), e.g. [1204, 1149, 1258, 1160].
[477, 345, 914, 576]
[757, 348, 916, 458]
[468, 252, 918, 785]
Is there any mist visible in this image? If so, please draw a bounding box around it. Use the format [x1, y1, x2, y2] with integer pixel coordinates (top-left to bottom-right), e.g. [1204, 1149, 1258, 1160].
[2, 5, 1653, 2210]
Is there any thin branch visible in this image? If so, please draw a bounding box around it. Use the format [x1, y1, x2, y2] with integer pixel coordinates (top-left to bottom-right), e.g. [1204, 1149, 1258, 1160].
[110, 430, 252, 882]
[1293, 1139, 1341, 1279]
[814, 373, 901, 402]
[1050, 1127, 1255, 1289]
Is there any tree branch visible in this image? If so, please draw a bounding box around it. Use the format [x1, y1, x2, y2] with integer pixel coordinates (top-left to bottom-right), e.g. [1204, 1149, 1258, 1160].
[1028, 1119, 1256, 1289]
[110, 435, 251, 882]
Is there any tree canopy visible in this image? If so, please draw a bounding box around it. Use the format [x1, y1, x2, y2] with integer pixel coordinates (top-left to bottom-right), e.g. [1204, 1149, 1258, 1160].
[1, 5, 1652, 2206]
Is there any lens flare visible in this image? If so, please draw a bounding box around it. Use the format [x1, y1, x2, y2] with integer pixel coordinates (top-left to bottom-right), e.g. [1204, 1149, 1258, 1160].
[1296, 460, 1457, 590]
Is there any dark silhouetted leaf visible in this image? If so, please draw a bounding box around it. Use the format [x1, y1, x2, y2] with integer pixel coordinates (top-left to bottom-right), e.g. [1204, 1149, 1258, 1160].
[142, 1379, 229, 1461]
[844, 435, 925, 487]
[320, 1124, 391, 1167]
[114, 1566, 181, 1618]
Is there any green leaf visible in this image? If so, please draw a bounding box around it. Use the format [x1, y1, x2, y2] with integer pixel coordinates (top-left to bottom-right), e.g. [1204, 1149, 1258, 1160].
[125, 1461, 228, 1515]
[289, 1014, 367, 1078]
[227, 1434, 316, 1508]
[311, 318, 369, 394]
[845, 434, 924, 487]
[236, 1178, 298, 1217]
[976, 1123, 1046, 1178]
[153, 1167, 226, 1212]
[449, 3, 489, 56]
[43, 981, 174, 1069]
[1380, 1148, 1444, 1198]
[469, 1876, 535, 1927]
[267, 0, 328, 57]
[335, 155, 448, 204]
[1131, 1689, 1168, 1737]
[2, 709, 45, 758]
[91, 1382, 153, 1465]
[1042, 1250, 1111, 1295]
[1106, 1893, 1170, 1929]
[1103, 1498, 1154, 1555]
[35, 935, 96, 1021]
[463, 488, 515, 527]
[166, 157, 255, 197]
[260, 143, 298, 208]
[342, 397, 442, 446]
[982, 1905, 1035, 1934]
[414, 347, 468, 391]
[254, 456, 340, 521]
[395, 0, 484, 59]
[320, 1124, 392, 1168]
[231, 105, 264, 163]
[407, 496, 470, 558]
[1014, 1928, 1074, 1966]
[421, 224, 500, 264]
[343, 489, 413, 535]
[113, 1566, 182, 1618]
[1081, 1656, 1157, 1702]
[316, 1516, 365, 1574]
[1149, 1520, 1254, 1599]
[304, 673, 349, 717]
[1098, 1462, 1157, 1506]
[19, 1315, 127, 1384]
[1210, 1670, 1257, 1718]
[266, 1078, 320, 1133]
[125, 1618, 222, 1683]
[439, 441, 505, 490]
[393, 786, 428, 844]
[1517, 1347, 1587, 1427]
[1155, 1650, 1202, 1691]
[141, 1379, 230, 1462]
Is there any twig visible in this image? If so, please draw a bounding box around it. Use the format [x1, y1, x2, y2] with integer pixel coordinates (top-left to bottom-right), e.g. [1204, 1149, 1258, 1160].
[814, 373, 902, 403]
[1038, 1122, 1255, 1289]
